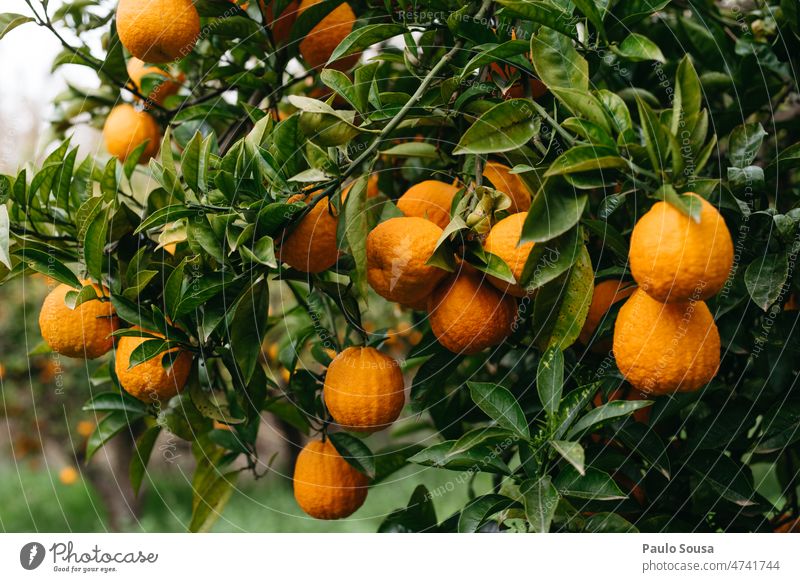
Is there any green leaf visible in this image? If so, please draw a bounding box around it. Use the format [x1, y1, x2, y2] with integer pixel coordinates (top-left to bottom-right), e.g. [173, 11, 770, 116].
[82, 391, 149, 416]
[86, 411, 139, 462]
[549, 88, 612, 134]
[553, 466, 627, 501]
[530, 25, 588, 91]
[550, 440, 585, 475]
[458, 494, 520, 533]
[0, 205, 11, 270]
[0, 13, 34, 40]
[453, 99, 539, 155]
[450, 427, 517, 456]
[459, 40, 532, 77]
[614, 32, 665, 62]
[572, 0, 606, 41]
[686, 451, 756, 507]
[522, 180, 588, 243]
[520, 225, 582, 290]
[181, 132, 212, 194]
[754, 400, 800, 453]
[329, 23, 405, 62]
[616, 423, 671, 478]
[537, 346, 564, 417]
[584, 512, 639, 532]
[189, 470, 238, 532]
[14, 248, 80, 288]
[128, 339, 178, 369]
[228, 280, 269, 383]
[328, 432, 375, 479]
[567, 400, 653, 440]
[130, 426, 161, 496]
[83, 205, 109, 282]
[655, 184, 702, 222]
[536, 244, 594, 350]
[728, 123, 767, 168]
[341, 176, 369, 299]
[135, 205, 200, 233]
[744, 253, 789, 311]
[671, 56, 702, 136]
[408, 441, 511, 474]
[320, 69, 357, 109]
[380, 142, 443, 159]
[496, 1, 577, 37]
[635, 95, 670, 174]
[544, 145, 627, 177]
[378, 485, 438, 532]
[521, 476, 559, 532]
[467, 381, 530, 439]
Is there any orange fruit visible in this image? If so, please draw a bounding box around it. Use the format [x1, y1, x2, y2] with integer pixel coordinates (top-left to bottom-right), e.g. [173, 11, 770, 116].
[427, 267, 518, 354]
[114, 328, 193, 402]
[264, 0, 300, 45]
[39, 280, 119, 359]
[482, 161, 531, 213]
[59, 466, 80, 486]
[483, 212, 534, 297]
[629, 194, 733, 303]
[76, 420, 95, 438]
[279, 193, 339, 273]
[578, 279, 636, 351]
[396, 180, 459, 229]
[613, 289, 720, 395]
[297, 0, 359, 71]
[127, 58, 182, 107]
[293, 438, 369, 519]
[324, 346, 405, 431]
[366, 217, 447, 305]
[103, 104, 161, 163]
[117, 0, 200, 63]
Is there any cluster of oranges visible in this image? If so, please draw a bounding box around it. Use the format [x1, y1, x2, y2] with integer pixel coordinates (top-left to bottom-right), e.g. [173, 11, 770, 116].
[102, 0, 356, 163]
[611, 195, 734, 396]
[38, 280, 192, 403]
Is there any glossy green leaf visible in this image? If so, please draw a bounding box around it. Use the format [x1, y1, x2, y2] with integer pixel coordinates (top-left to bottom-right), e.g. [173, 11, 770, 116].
[454, 99, 539, 155]
[467, 381, 530, 439]
[521, 476, 559, 532]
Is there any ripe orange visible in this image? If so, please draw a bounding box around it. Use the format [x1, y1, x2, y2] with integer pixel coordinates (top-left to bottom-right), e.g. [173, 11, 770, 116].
[396, 180, 459, 229]
[578, 279, 636, 351]
[114, 328, 193, 402]
[279, 193, 339, 273]
[39, 280, 119, 359]
[482, 161, 531, 213]
[366, 216, 447, 305]
[613, 289, 720, 395]
[127, 58, 182, 106]
[117, 0, 200, 63]
[629, 194, 733, 303]
[263, 0, 299, 45]
[297, 0, 359, 71]
[324, 347, 405, 431]
[483, 212, 534, 297]
[427, 267, 518, 354]
[59, 466, 80, 486]
[103, 104, 161, 163]
[293, 438, 369, 519]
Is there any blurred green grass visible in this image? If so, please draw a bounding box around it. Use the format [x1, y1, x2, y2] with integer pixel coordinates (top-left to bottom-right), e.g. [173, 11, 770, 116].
[0, 461, 488, 532]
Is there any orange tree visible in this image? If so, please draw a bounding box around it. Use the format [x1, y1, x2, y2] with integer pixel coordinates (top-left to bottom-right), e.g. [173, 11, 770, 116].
[1, 0, 800, 532]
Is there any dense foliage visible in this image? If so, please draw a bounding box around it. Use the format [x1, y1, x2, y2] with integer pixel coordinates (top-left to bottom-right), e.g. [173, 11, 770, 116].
[1, 0, 800, 532]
